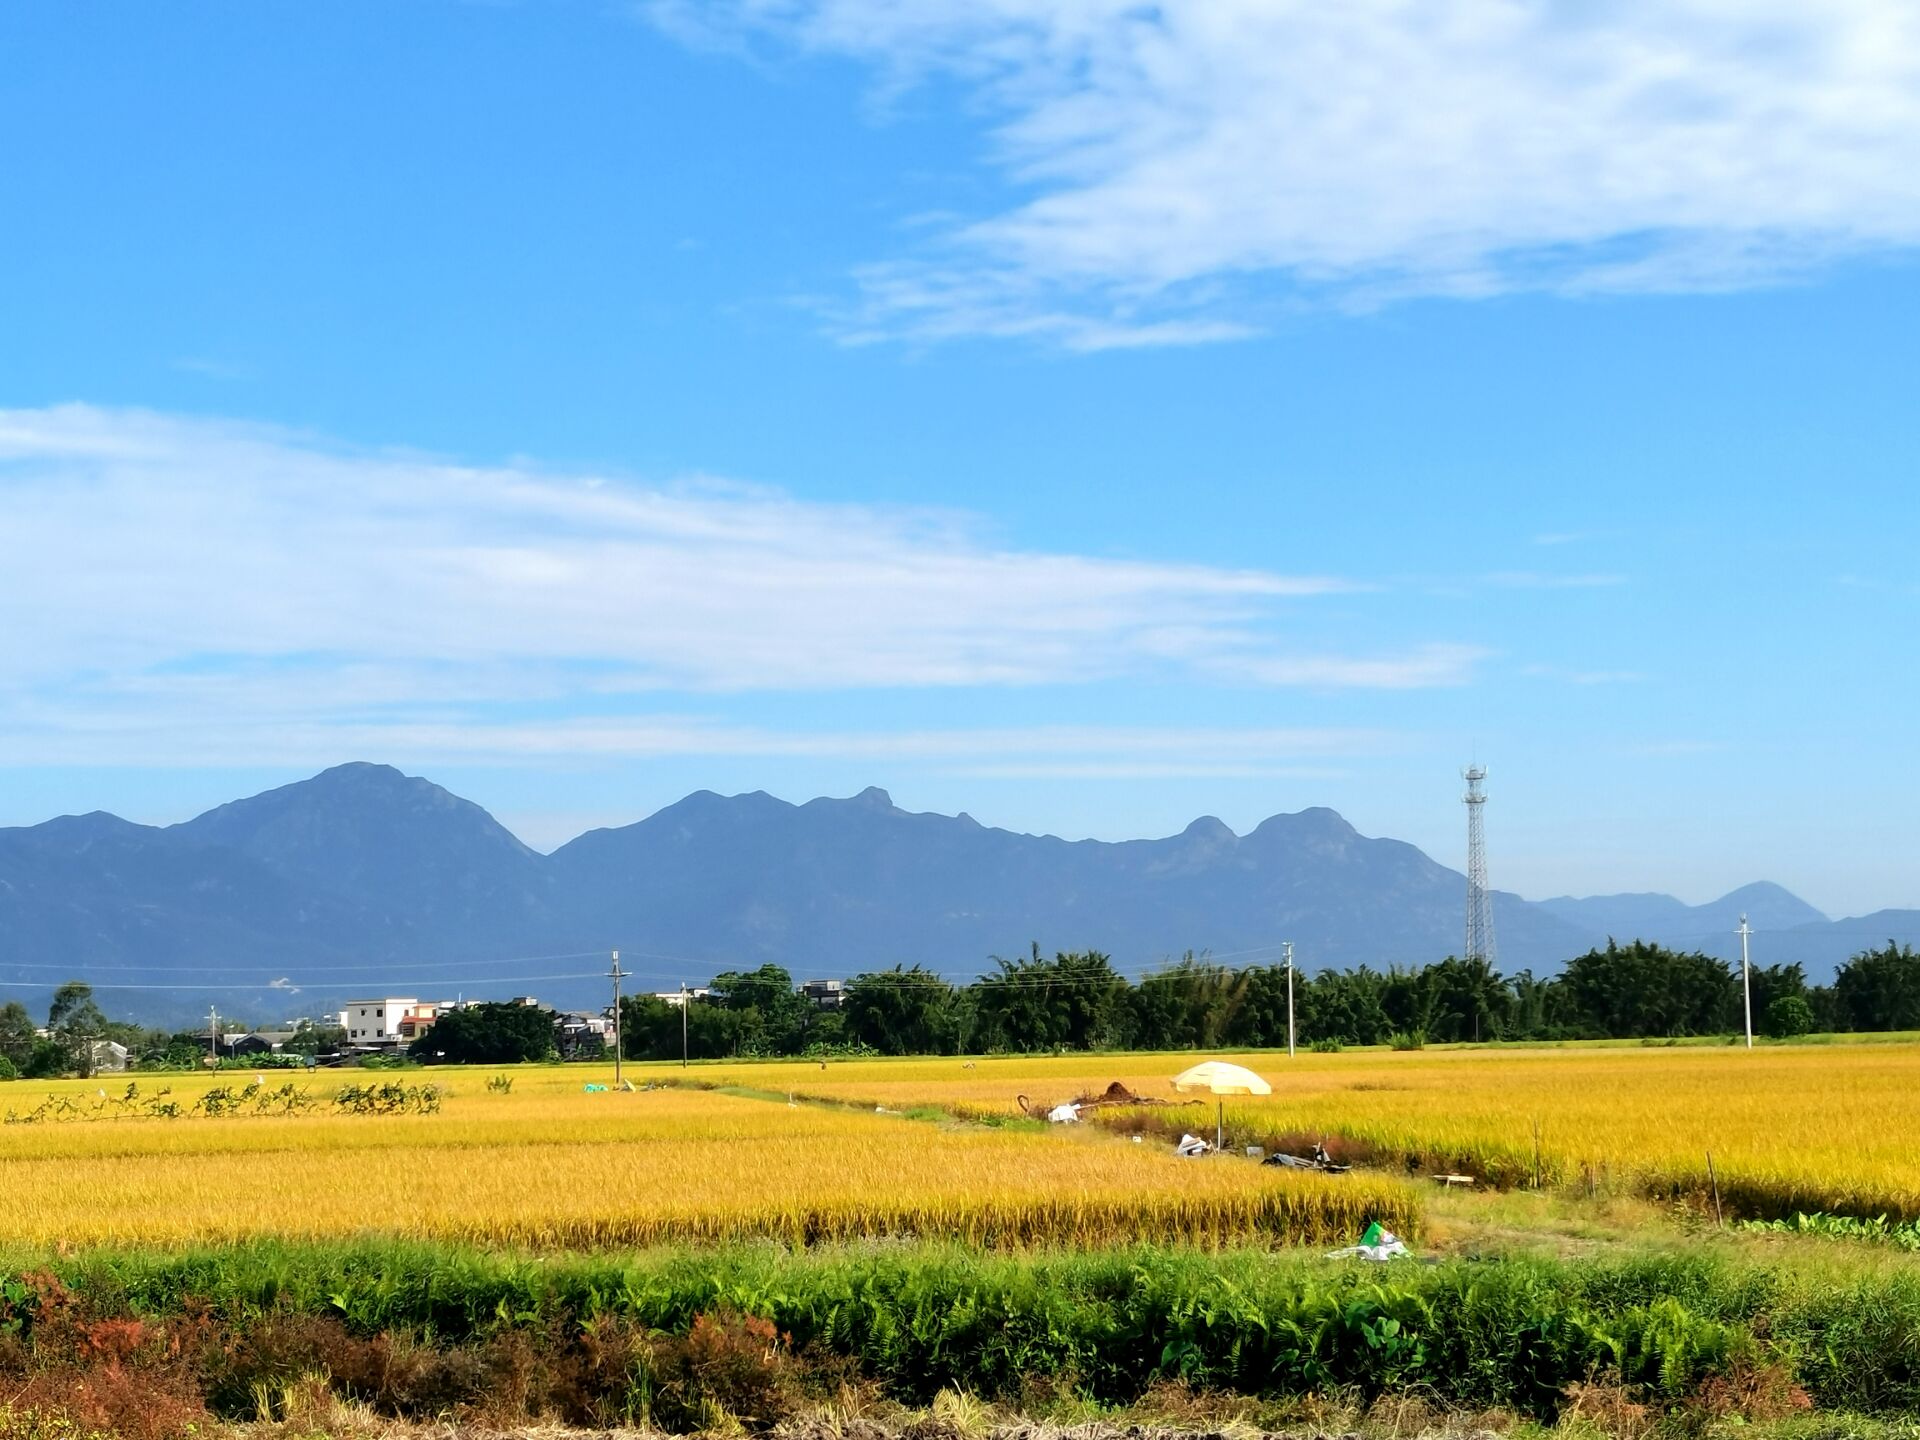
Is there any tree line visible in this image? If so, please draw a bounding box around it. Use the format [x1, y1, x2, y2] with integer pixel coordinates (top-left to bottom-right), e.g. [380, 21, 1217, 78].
[9, 939, 1920, 1075]
[0, 984, 342, 1080]
[617, 940, 1920, 1060]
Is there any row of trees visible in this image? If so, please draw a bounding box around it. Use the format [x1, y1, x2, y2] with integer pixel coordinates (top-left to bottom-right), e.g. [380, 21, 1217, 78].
[409, 1001, 563, 1064]
[0, 983, 118, 1079]
[616, 940, 1920, 1060]
[0, 985, 344, 1080]
[10, 940, 1920, 1072]
[0, 987, 575, 1075]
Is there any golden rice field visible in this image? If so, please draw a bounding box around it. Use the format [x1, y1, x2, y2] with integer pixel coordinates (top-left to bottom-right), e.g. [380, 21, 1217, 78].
[632, 1042, 1920, 1220]
[9, 1040, 1915, 1253]
[0, 1073, 1410, 1249]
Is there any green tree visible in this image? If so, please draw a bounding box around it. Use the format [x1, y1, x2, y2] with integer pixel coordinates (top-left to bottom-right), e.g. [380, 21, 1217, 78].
[1507, 968, 1580, 1039]
[619, 994, 676, 1060]
[970, 947, 1130, 1052]
[677, 1001, 750, 1059]
[47, 981, 108, 1076]
[1747, 963, 1808, 1023]
[1834, 943, 1920, 1032]
[1763, 994, 1816, 1038]
[1379, 966, 1436, 1038]
[154, 1032, 214, 1069]
[410, 1001, 557, 1064]
[845, 966, 960, 1055]
[0, 1000, 36, 1071]
[1128, 956, 1244, 1050]
[708, 964, 816, 1055]
[1297, 966, 1390, 1046]
[1422, 956, 1511, 1043]
[1806, 984, 1843, 1033]
[621, 994, 750, 1061]
[1222, 964, 1289, 1048]
[1558, 941, 1737, 1037]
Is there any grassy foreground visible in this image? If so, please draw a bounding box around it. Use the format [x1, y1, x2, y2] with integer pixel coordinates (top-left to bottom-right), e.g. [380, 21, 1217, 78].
[8, 1238, 1920, 1434]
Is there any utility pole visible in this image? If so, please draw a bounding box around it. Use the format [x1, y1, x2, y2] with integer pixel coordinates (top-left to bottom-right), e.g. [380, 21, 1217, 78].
[208, 1005, 219, 1066]
[1284, 940, 1296, 1059]
[1738, 914, 1754, 1050]
[609, 950, 625, 1087]
[680, 982, 688, 1069]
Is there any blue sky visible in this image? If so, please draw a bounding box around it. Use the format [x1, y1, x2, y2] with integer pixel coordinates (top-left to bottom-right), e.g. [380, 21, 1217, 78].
[1, 0, 1916, 916]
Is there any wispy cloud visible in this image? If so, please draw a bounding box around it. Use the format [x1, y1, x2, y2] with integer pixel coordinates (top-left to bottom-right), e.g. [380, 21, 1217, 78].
[0, 405, 1474, 768]
[1225, 644, 1486, 690]
[0, 693, 1397, 771]
[1523, 664, 1646, 686]
[1484, 572, 1628, 590]
[651, 1, 1920, 345]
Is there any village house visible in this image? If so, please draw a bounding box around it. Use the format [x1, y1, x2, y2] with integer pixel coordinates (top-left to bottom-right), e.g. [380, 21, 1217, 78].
[229, 1030, 299, 1056]
[339, 998, 458, 1048]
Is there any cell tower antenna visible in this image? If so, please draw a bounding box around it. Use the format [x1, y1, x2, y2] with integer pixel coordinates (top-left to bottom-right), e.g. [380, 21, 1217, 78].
[1462, 765, 1497, 967]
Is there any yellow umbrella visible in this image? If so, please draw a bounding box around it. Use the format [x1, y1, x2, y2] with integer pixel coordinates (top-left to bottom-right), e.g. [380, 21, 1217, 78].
[1171, 1061, 1271, 1152]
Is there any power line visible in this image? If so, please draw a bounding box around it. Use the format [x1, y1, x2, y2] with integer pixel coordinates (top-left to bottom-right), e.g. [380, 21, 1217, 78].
[0, 971, 611, 994]
[0, 949, 607, 976]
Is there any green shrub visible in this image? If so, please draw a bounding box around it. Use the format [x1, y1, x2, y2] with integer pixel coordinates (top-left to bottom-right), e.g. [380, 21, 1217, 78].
[1765, 995, 1817, 1039]
[15, 1240, 1920, 1421]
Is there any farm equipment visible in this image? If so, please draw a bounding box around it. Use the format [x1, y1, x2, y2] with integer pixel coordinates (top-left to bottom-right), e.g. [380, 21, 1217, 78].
[1263, 1141, 1351, 1174]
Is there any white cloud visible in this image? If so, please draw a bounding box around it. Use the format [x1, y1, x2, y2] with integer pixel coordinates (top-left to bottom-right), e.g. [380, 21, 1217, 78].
[1227, 644, 1486, 689]
[1522, 663, 1645, 685]
[0, 694, 1395, 771]
[654, 0, 1920, 342]
[1484, 571, 1628, 590]
[0, 405, 1473, 766]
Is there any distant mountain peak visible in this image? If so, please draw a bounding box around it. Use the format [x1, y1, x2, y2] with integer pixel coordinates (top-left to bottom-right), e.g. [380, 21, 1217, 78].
[316, 761, 408, 782]
[172, 762, 538, 873]
[1713, 881, 1829, 927]
[1538, 880, 1828, 945]
[1250, 806, 1358, 841]
[795, 785, 900, 816]
[16, 811, 154, 851]
[1181, 815, 1237, 843]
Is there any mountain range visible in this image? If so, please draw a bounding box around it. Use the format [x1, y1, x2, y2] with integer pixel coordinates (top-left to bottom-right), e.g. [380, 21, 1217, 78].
[1, 763, 1913, 1023]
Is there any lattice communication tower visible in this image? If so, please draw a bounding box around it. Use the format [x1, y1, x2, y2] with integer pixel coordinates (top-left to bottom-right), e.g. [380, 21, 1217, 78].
[1462, 765, 1497, 966]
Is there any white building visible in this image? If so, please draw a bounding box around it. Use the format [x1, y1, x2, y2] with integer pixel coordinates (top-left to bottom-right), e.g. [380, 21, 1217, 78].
[339, 998, 419, 1046]
[800, 978, 846, 1009]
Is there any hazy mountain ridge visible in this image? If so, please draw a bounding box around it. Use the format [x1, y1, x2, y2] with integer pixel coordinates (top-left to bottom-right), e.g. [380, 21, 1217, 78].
[1537, 882, 1829, 945]
[0, 763, 1909, 1022]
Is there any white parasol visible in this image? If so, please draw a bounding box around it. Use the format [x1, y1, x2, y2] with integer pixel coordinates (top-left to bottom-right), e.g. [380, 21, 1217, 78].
[1171, 1060, 1271, 1152]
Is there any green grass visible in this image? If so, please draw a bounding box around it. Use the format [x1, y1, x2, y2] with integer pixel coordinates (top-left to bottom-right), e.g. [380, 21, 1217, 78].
[11, 1238, 1920, 1419]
